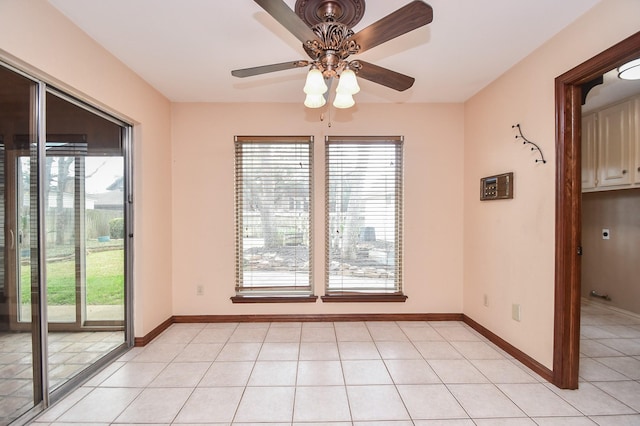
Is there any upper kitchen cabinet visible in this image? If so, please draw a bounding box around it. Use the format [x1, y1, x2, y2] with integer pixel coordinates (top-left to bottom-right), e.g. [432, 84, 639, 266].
[582, 94, 639, 192]
[597, 99, 633, 187]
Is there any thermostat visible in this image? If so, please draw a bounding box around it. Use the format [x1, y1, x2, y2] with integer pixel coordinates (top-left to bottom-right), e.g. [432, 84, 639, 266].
[480, 172, 513, 200]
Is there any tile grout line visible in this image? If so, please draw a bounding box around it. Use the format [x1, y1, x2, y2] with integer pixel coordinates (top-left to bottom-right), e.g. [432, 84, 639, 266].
[335, 321, 356, 425]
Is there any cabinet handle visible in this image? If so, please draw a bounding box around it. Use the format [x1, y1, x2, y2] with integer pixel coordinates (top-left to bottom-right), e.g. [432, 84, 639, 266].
[622, 169, 627, 174]
[638, 167, 640, 173]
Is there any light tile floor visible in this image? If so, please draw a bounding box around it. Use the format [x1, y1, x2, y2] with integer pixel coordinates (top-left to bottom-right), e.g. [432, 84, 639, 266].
[29, 302, 640, 425]
[0, 330, 123, 425]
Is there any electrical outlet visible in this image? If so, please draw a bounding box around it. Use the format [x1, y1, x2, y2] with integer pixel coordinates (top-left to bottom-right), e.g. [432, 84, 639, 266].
[483, 294, 488, 307]
[512, 304, 521, 322]
[196, 285, 204, 296]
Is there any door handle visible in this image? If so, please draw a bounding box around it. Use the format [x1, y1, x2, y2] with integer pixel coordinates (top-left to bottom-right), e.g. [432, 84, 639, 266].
[9, 229, 14, 250]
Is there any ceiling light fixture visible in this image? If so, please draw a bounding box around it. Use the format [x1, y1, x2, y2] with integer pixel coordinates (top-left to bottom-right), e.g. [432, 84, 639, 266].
[232, 0, 432, 110]
[618, 58, 640, 80]
[300, 14, 362, 109]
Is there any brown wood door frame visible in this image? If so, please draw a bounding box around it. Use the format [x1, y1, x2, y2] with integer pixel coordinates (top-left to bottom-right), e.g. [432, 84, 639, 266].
[554, 31, 640, 389]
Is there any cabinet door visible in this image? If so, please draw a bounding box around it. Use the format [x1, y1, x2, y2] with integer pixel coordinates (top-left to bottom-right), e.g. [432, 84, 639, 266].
[582, 113, 598, 190]
[597, 101, 631, 187]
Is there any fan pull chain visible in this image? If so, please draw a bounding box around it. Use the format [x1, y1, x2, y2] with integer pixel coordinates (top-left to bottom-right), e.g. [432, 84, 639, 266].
[320, 108, 332, 127]
[327, 90, 333, 127]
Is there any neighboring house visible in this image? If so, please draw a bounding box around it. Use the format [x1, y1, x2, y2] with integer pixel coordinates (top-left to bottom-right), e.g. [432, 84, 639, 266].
[93, 177, 124, 211]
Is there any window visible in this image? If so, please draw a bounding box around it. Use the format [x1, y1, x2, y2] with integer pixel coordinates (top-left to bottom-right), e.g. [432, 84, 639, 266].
[324, 136, 405, 301]
[233, 136, 315, 301]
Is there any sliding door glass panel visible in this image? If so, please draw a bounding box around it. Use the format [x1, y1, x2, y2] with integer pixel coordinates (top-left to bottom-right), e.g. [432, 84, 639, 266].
[45, 92, 125, 391]
[0, 65, 42, 425]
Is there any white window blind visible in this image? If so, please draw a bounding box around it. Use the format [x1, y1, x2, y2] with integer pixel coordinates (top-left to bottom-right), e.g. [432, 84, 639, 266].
[325, 136, 404, 295]
[235, 136, 313, 296]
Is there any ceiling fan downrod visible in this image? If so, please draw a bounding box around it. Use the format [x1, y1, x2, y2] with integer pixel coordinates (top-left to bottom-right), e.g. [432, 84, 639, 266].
[316, 1, 343, 21]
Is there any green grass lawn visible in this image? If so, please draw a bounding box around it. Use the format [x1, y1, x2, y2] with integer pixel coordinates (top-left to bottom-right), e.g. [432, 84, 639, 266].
[21, 249, 124, 305]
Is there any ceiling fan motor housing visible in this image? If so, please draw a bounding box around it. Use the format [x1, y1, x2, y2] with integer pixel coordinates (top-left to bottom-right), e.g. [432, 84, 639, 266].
[304, 22, 360, 77]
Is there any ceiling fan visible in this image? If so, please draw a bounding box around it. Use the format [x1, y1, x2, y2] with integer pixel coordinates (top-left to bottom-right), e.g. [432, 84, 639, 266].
[231, 0, 434, 108]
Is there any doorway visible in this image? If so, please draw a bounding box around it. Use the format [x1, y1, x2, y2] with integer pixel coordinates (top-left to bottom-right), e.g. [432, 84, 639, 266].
[554, 31, 640, 389]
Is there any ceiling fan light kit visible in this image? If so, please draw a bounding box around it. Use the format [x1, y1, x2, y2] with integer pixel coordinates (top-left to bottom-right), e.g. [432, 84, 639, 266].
[232, 0, 434, 110]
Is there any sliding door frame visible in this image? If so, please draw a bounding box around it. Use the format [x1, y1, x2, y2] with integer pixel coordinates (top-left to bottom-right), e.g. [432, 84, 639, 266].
[0, 58, 135, 419]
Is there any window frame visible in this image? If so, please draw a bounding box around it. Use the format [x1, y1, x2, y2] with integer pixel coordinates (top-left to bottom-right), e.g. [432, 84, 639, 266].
[322, 136, 406, 302]
[232, 135, 316, 303]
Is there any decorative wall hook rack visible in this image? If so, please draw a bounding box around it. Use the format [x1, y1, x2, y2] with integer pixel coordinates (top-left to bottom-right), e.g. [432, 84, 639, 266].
[512, 124, 546, 164]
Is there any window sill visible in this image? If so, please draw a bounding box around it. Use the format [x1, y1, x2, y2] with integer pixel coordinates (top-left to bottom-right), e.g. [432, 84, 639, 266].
[321, 293, 408, 303]
[231, 295, 318, 304]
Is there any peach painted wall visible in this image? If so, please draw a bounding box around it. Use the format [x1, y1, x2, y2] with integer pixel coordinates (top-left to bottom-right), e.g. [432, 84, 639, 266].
[4, 0, 637, 372]
[0, 0, 174, 337]
[171, 103, 464, 315]
[463, 0, 640, 368]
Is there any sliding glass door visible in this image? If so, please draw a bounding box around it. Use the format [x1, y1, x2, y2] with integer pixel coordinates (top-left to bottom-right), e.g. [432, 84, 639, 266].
[0, 63, 132, 424]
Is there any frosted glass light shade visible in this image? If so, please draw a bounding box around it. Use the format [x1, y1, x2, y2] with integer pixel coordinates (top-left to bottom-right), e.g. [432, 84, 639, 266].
[333, 92, 355, 109]
[304, 93, 326, 108]
[303, 68, 328, 94]
[618, 58, 640, 80]
[336, 68, 360, 94]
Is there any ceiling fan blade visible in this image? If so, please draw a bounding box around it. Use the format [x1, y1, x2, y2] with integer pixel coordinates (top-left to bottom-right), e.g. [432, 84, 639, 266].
[353, 1, 433, 54]
[355, 61, 415, 91]
[232, 60, 309, 78]
[254, 0, 318, 43]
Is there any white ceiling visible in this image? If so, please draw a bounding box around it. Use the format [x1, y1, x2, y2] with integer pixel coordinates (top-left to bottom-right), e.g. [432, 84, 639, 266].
[48, 0, 603, 104]
[584, 68, 640, 114]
